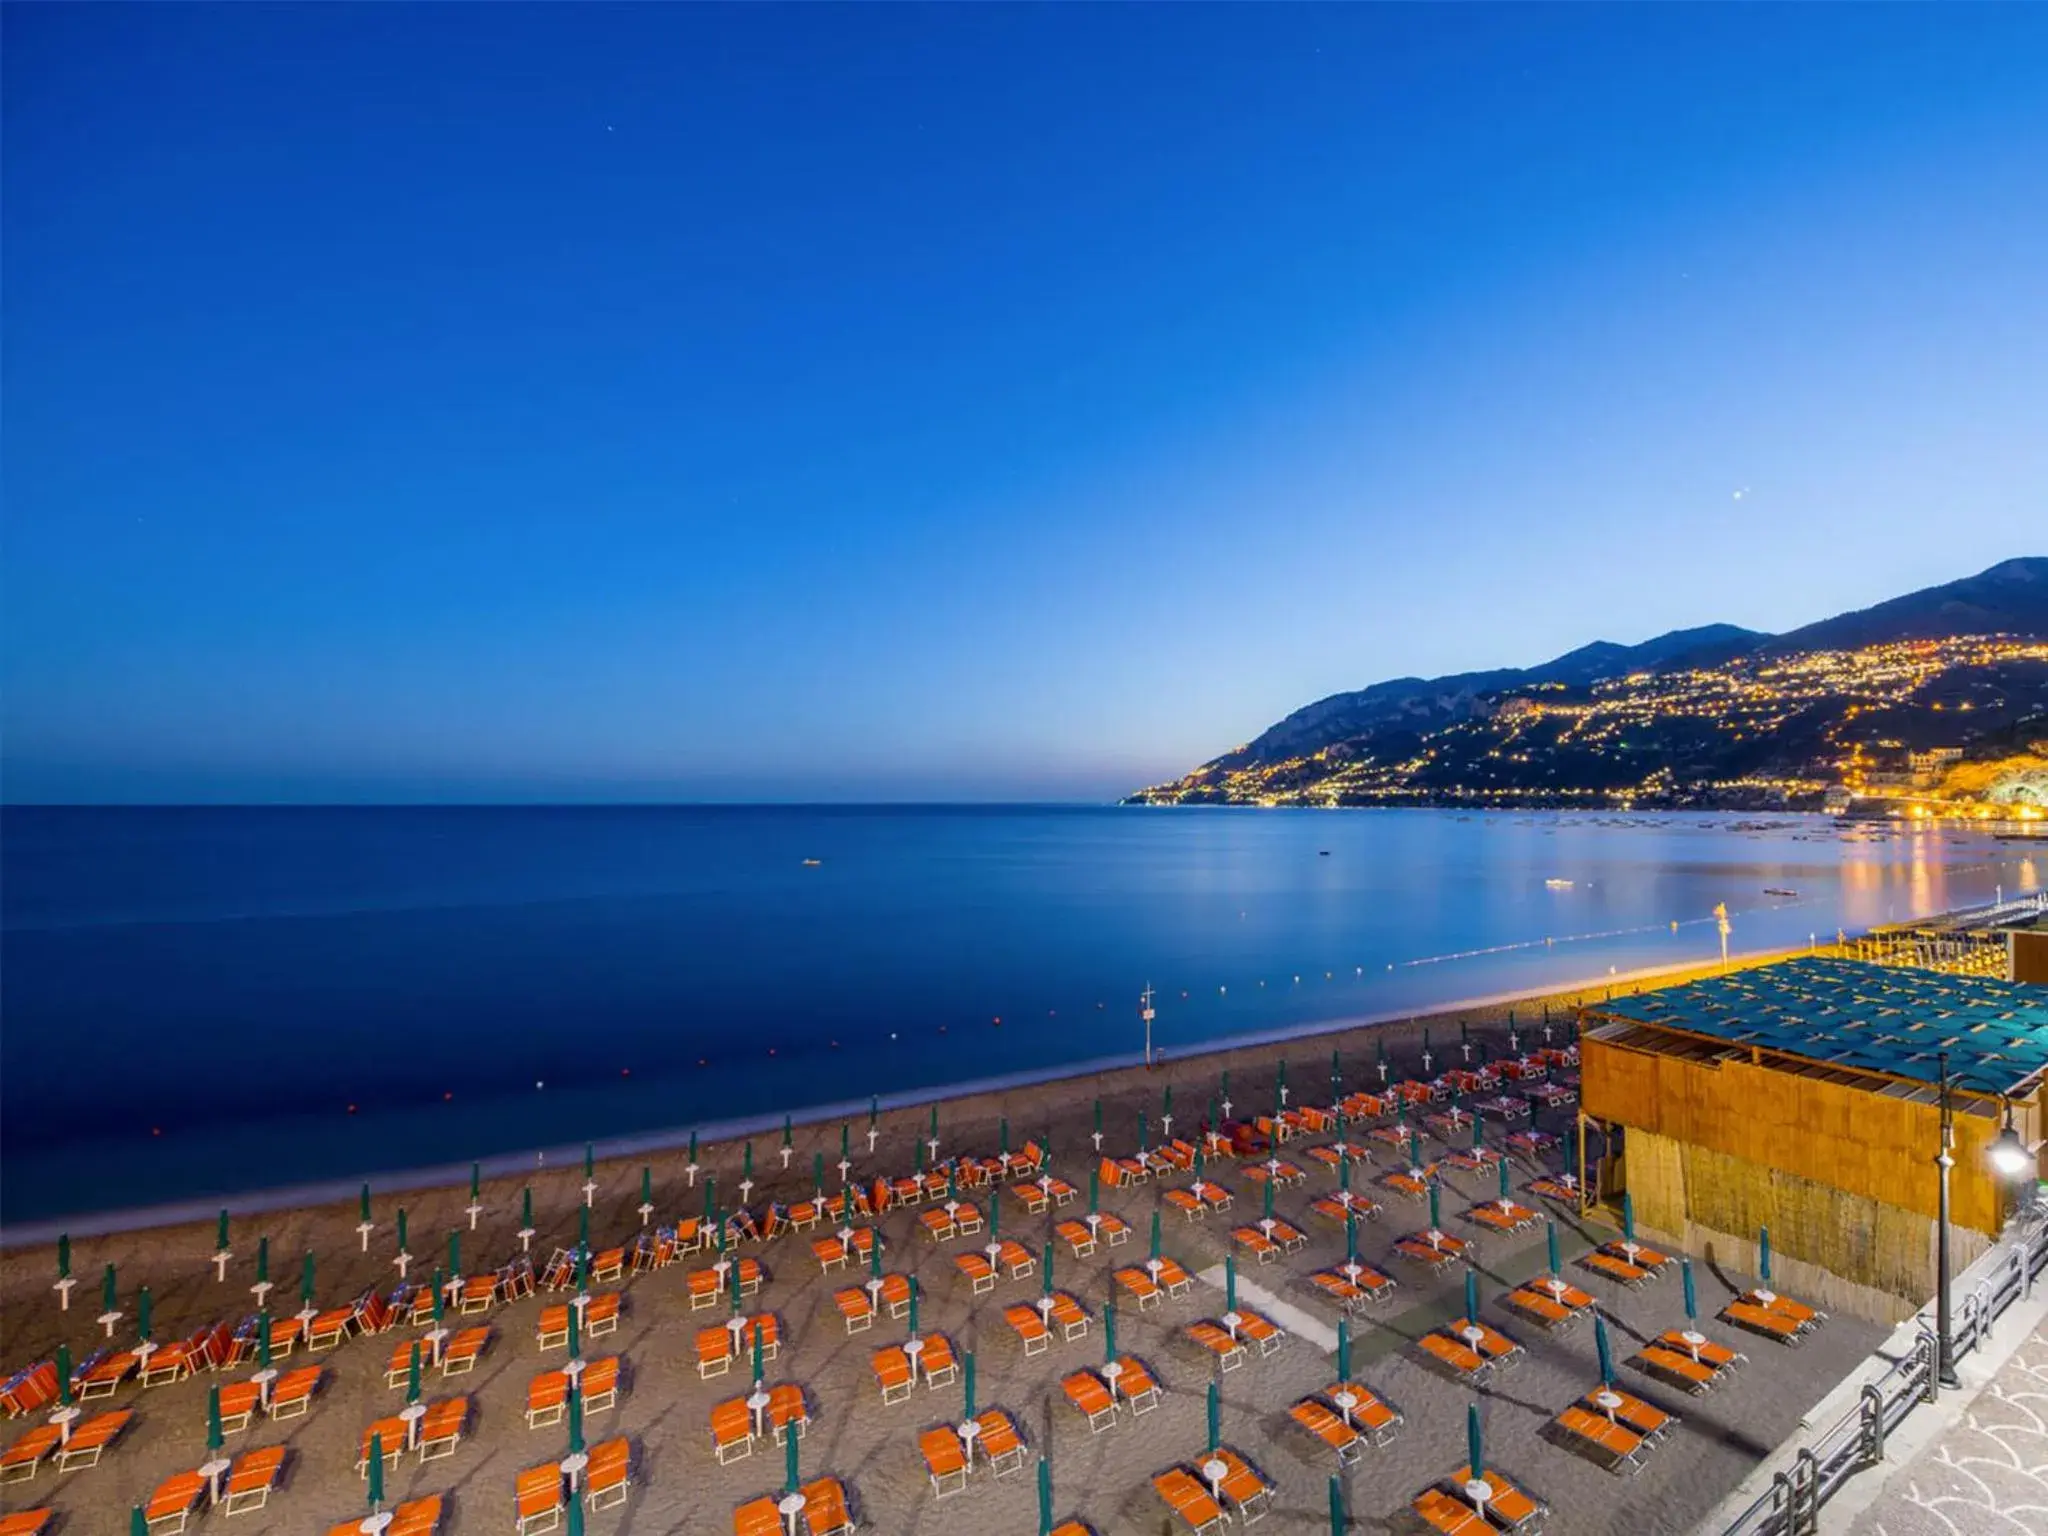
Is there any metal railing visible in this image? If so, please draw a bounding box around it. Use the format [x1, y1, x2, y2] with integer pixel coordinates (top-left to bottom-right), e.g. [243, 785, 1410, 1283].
[1720, 1204, 2048, 1535]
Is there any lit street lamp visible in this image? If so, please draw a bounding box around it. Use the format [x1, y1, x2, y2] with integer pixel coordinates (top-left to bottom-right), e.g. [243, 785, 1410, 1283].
[1935, 1048, 2034, 1390]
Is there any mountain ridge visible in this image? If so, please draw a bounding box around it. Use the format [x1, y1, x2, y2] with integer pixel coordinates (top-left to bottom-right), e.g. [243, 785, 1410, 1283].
[1133, 558, 2048, 808]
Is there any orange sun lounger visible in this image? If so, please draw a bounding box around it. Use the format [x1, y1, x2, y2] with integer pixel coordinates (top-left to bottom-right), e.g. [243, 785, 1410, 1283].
[357, 1416, 408, 1475]
[1290, 1399, 1363, 1464]
[267, 1364, 324, 1419]
[0, 1511, 54, 1535]
[921, 1425, 968, 1497]
[919, 1332, 960, 1388]
[1063, 1370, 1116, 1432]
[1055, 1219, 1098, 1257]
[1003, 1305, 1051, 1357]
[516, 1463, 566, 1533]
[1154, 1467, 1228, 1535]
[583, 1436, 630, 1512]
[439, 1326, 490, 1375]
[53, 1408, 130, 1471]
[871, 1345, 913, 1404]
[1049, 1292, 1090, 1340]
[144, 1469, 206, 1534]
[223, 1444, 286, 1514]
[954, 1252, 996, 1295]
[1187, 1321, 1246, 1372]
[1415, 1488, 1491, 1534]
[801, 1475, 854, 1536]
[216, 1380, 262, 1433]
[527, 1370, 569, 1428]
[976, 1407, 1028, 1477]
[833, 1287, 876, 1334]
[417, 1395, 469, 1461]
[1112, 1355, 1161, 1413]
[1557, 1403, 1647, 1474]
[1235, 1308, 1285, 1356]
[1114, 1267, 1162, 1309]
[710, 1398, 753, 1464]
[0, 1425, 58, 1485]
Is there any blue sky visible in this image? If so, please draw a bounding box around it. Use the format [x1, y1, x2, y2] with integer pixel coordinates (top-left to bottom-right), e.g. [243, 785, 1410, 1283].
[5, 5, 2044, 802]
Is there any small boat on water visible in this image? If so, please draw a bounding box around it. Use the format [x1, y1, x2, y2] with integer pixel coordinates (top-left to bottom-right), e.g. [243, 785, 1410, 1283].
[802, 858, 822, 867]
[1764, 887, 1797, 897]
[1545, 878, 1573, 889]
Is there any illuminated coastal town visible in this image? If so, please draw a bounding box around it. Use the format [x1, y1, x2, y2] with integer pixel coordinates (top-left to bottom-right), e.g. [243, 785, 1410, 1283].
[1134, 634, 2048, 816]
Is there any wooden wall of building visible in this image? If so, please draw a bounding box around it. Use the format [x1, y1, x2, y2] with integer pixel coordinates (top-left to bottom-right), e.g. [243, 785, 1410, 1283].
[1582, 1035, 2024, 1237]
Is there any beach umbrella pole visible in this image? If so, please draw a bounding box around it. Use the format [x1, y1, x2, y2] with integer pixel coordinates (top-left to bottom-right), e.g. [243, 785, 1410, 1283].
[357, 1184, 376, 1251]
[468, 1164, 485, 1230]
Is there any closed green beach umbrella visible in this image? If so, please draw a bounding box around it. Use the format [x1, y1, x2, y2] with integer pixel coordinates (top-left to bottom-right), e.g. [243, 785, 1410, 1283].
[1408, 1131, 1421, 1168]
[448, 1230, 460, 1278]
[366, 1431, 385, 1511]
[750, 1320, 763, 1385]
[568, 1380, 584, 1454]
[301, 1250, 316, 1306]
[1428, 1180, 1442, 1232]
[568, 1495, 585, 1536]
[56, 1343, 72, 1409]
[207, 1382, 224, 1451]
[131, 1508, 147, 1536]
[431, 1271, 444, 1326]
[1595, 1314, 1614, 1386]
[1104, 1301, 1117, 1364]
[257, 1310, 272, 1370]
[641, 1166, 653, 1206]
[569, 1305, 581, 1362]
[1088, 1170, 1100, 1215]
[1329, 1475, 1345, 1534]
[522, 1187, 534, 1229]
[915, 1141, 926, 1175]
[217, 1209, 230, 1253]
[1682, 1258, 1698, 1321]
[1225, 1254, 1237, 1313]
[1207, 1380, 1220, 1452]
[406, 1341, 422, 1405]
[1263, 1179, 1274, 1222]
[907, 1275, 919, 1336]
[1340, 1156, 1351, 1194]
[705, 1179, 716, 1221]
[841, 1123, 850, 1162]
[1042, 1240, 1054, 1295]
[1038, 1460, 1053, 1536]
[1337, 1318, 1350, 1382]
[1464, 1270, 1478, 1325]
[728, 1254, 741, 1315]
[360, 1184, 373, 1225]
[57, 1235, 70, 1281]
[1622, 1192, 1636, 1242]
[784, 1400, 800, 1492]
[869, 1232, 882, 1280]
[1546, 1222, 1561, 1278]
[257, 1237, 269, 1284]
[929, 1105, 939, 1141]
[1093, 1099, 1102, 1137]
[964, 1349, 977, 1418]
[1759, 1225, 1772, 1282]
[137, 1285, 153, 1343]
[1344, 1213, 1357, 1266]
[584, 1143, 595, 1181]
[1467, 1403, 1484, 1480]
[471, 1163, 481, 1202]
[578, 1205, 590, 1253]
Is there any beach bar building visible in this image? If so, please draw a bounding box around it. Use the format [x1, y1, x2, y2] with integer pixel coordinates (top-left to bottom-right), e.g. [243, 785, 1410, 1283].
[1578, 957, 2047, 1318]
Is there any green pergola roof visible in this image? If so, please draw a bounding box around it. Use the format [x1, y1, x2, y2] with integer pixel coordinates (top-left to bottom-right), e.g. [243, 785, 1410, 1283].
[1592, 957, 2048, 1097]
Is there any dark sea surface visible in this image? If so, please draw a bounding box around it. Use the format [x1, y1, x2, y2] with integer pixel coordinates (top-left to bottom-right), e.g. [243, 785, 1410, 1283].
[3, 805, 2038, 1227]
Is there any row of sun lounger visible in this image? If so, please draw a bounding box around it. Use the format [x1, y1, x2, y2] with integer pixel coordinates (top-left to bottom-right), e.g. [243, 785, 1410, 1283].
[514, 1438, 630, 1533]
[1288, 1381, 1403, 1463]
[1154, 1448, 1273, 1532]
[731, 1474, 854, 1536]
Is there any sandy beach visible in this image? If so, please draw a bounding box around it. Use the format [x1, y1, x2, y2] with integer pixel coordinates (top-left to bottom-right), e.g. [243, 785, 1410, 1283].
[0, 952, 1887, 1534]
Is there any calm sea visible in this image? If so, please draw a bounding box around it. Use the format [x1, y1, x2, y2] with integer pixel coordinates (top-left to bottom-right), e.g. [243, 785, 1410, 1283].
[2, 805, 2038, 1227]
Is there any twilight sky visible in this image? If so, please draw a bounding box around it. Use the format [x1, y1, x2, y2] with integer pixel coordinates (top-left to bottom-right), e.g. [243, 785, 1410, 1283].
[4, 6, 2044, 803]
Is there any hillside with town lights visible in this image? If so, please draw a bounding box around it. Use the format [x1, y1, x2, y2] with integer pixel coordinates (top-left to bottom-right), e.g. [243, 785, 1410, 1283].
[1130, 559, 2048, 814]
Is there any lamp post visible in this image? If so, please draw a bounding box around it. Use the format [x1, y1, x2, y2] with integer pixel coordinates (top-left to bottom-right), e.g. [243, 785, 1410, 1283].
[1935, 1048, 2033, 1391]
